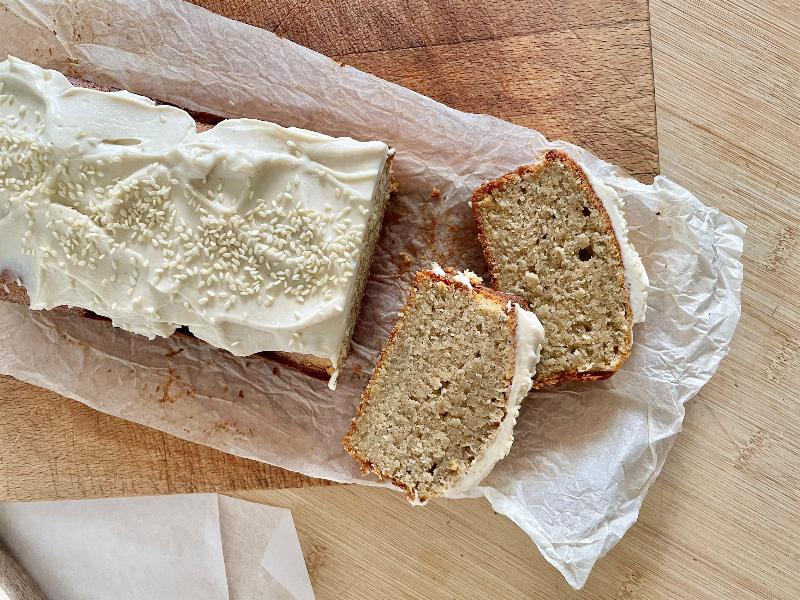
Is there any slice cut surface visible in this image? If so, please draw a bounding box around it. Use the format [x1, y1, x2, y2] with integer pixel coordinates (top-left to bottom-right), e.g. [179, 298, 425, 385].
[343, 269, 541, 503]
[472, 150, 635, 385]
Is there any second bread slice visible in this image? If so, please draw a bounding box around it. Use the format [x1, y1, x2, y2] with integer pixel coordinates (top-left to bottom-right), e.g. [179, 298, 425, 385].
[343, 266, 544, 504]
[471, 150, 648, 386]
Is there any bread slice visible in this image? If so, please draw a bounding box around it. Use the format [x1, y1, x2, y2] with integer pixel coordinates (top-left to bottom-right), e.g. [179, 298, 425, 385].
[0, 58, 394, 383]
[471, 150, 647, 386]
[343, 267, 545, 504]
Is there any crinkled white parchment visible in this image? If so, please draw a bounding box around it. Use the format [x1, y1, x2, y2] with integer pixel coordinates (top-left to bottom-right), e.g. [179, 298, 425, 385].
[0, 0, 745, 589]
[0, 493, 315, 600]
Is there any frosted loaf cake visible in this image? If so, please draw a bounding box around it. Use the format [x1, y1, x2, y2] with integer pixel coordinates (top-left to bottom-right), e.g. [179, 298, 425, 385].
[0, 57, 394, 386]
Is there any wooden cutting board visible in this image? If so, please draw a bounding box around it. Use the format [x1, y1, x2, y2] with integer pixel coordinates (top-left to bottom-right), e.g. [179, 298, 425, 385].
[0, 0, 658, 501]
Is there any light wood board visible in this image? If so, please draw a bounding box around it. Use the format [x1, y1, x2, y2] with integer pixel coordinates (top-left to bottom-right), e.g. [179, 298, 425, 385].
[8, 1, 796, 599]
[248, 1, 800, 598]
[0, 0, 659, 500]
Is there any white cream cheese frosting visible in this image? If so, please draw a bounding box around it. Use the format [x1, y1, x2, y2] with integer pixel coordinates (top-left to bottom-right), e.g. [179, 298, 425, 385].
[0, 57, 391, 374]
[443, 302, 545, 498]
[580, 164, 649, 323]
[429, 262, 481, 289]
[418, 265, 545, 502]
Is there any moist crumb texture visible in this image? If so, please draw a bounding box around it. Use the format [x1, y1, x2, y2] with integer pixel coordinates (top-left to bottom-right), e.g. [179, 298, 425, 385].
[473, 151, 632, 384]
[344, 272, 517, 502]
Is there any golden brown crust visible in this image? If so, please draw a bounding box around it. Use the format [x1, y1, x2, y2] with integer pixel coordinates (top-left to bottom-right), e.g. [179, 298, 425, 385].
[342, 269, 522, 502]
[533, 369, 616, 388]
[269, 351, 333, 378]
[471, 149, 633, 386]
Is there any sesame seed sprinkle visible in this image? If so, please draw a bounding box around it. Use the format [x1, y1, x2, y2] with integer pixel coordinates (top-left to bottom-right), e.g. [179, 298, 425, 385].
[0, 68, 385, 363]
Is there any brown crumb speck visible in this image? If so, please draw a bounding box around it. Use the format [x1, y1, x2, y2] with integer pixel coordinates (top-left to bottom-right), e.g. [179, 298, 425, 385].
[160, 368, 175, 403]
[392, 250, 415, 281]
[212, 420, 239, 435]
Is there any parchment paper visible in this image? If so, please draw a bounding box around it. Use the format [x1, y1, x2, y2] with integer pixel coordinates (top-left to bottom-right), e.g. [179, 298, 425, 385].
[0, 0, 746, 589]
[0, 494, 315, 600]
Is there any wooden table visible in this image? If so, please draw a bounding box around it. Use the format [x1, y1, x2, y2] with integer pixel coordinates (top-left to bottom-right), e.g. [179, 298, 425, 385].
[2, 0, 799, 598]
[1, 0, 659, 498]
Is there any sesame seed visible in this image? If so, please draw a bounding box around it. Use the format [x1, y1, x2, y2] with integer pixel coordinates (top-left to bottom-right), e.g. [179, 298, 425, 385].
[1, 112, 374, 327]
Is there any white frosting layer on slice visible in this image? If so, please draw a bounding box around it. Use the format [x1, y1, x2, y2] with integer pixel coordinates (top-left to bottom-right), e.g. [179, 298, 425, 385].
[429, 262, 447, 277]
[580, 164, 649, 323]
[0, 57, 390, 371]
[443, 303, 545, 498]
[429, 262, 481, 288]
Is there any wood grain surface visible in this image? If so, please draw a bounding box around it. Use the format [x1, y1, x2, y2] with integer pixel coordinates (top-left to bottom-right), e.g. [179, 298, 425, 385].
[0, 0, 658, 501]
[2, 0, 797, 599]
[196, 0, 659, 180]
[0, 377, 326, 499]
[242, 1, 798, 598]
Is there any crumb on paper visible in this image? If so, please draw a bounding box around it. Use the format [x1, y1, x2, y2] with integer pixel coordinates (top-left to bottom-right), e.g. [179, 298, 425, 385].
[160, 368, 175, 403]
[421, 208, 437, 251]
[58, 329, 88, 349]
[391, 250, 415, 281]
[213, 420, 236, 433]
[207, 420, 249, 440]
[431, 187, 442, 200]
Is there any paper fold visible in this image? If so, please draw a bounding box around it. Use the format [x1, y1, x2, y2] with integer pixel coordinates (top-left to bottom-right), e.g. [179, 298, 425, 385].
[0, 0, 745, 589]
[0, 494, 314, 600]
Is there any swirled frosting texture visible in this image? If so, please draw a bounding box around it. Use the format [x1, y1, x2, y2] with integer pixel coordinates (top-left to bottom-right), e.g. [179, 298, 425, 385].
[0, 57, 390, 367]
